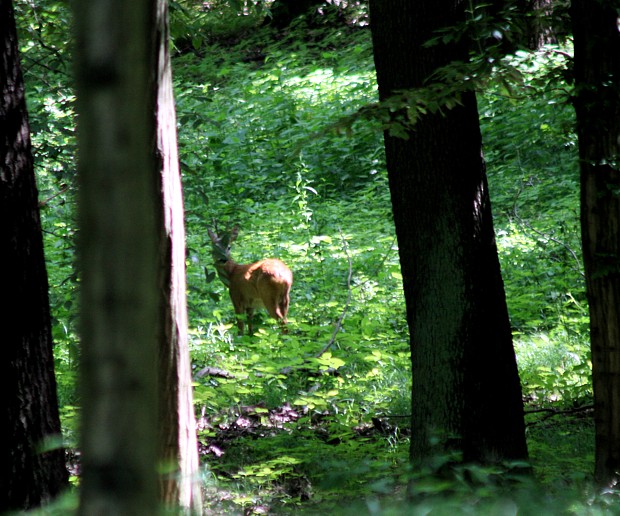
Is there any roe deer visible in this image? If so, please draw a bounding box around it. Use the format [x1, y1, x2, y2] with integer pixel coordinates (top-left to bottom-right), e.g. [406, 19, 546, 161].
[207, 225, 293, 335]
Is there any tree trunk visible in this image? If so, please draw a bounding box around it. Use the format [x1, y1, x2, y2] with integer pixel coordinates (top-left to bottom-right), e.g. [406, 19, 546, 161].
[487, 0, 559, 52]
[0, 0, 68, 513]
[369, 0, 528, 465]
[572, 0, 620, 487]
[0, 0, 69, 510]
[153, 1, 203, 512]
[74, 1, 161, 513]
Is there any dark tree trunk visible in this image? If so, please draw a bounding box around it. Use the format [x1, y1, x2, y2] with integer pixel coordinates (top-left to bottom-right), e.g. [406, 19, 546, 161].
[0, 0, 69, 510]
[369, 0, 528, 465]
[75, 1, 161, 513]
[517, 0, 562, 49]
[572, 0, 620, 487]
[487, 0, 560, 52]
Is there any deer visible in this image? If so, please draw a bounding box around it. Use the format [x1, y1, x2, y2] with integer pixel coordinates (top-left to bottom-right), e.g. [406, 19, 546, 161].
[207, 224, 293, 336]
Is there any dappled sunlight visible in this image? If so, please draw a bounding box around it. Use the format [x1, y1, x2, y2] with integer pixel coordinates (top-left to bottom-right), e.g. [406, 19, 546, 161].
[514, 333, 592, 405]
[283, 68, 377, 105]
[15, 0, 606, 511]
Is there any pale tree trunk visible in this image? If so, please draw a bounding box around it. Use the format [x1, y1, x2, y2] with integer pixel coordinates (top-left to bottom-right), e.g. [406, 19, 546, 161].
[75, 1, 160, 514]
[0, 0, 68, 510]
[154, 0, 203, 512]
[369, 0, 528, 465]
[572, 0, 620, 487]
[75, 0, 203, 512]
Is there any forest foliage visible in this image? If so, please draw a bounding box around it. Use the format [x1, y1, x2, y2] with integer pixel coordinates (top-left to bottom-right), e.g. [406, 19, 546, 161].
[13, 0, 600, 513]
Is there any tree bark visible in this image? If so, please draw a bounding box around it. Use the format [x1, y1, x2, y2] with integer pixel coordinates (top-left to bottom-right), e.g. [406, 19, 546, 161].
[75, 1, 161, 513]
[487, 0, 560, 52]
[572, 0, 620, 487]
[369, 0, 528, 465]
[0, 0, 69, 510]
[153, 1, 203, 512]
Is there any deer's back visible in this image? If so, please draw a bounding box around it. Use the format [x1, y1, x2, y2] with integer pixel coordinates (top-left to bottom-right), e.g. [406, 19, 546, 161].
[229, 259, 292, 305]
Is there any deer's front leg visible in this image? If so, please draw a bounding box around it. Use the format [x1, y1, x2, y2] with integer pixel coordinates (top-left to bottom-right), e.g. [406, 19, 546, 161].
[246, 307, 254, 336]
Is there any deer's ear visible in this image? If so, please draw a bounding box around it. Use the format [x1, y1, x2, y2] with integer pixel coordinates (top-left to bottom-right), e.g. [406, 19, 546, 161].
[230, 225, 240, 242]
[207, 228, 218, 243]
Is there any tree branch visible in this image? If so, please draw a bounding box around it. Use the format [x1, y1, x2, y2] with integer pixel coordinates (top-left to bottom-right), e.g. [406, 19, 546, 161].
[316, 228, 353, 358]
[524, 404, 593, 425]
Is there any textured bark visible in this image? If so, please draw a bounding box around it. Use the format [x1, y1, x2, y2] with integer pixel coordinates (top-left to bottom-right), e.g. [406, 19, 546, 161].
[154, 1, 203, 512]
[488, 0, 560, 51]
[0, 0, 69, 510]
[572, 0, 620, 486]
[75, 1, 202, 511]
[75, 1, 161, 514]
[517, 0, 561, 49]
[369, 0, 528, 464]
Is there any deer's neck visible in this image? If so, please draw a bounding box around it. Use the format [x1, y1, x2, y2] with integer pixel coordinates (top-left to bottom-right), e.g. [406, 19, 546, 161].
[214, 259, 239, 287]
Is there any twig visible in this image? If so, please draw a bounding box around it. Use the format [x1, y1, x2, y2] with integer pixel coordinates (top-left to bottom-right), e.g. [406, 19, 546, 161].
[524, 404, 593, 426]
[525, 404, 593, 415]
[352, 235, 397, 290]
[315, 228, 353, 358]
[38, 183, 69, 208]
[511, 180, 584, 278]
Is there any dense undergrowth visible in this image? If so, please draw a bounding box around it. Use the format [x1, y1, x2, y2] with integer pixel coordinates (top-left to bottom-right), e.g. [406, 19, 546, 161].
[16, 1, 600, 513]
